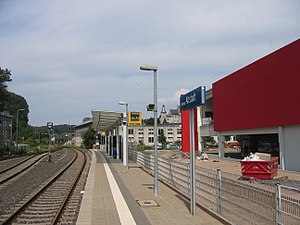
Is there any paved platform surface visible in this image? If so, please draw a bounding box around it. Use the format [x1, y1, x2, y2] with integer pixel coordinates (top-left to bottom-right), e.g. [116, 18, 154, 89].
[76, 150, 225, 225]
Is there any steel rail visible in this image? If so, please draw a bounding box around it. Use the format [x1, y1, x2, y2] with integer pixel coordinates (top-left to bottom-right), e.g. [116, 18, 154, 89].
[0, 153, 48, 185]
[0, 149, 79, 225]
[51, 150, 87, 225]
[0, 155, 35, 174]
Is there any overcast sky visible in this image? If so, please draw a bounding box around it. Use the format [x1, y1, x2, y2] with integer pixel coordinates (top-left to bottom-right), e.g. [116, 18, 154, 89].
[1, 0, 299, 126]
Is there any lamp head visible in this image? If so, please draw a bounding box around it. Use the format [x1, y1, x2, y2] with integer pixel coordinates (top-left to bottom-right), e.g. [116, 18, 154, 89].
[119, 101, 128, 106]
[140, 65, 158, 71]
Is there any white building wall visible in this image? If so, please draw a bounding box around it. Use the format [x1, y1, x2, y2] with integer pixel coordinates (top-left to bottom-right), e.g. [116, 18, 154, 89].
[74, 137, 82, 147]
[123, 124, 181, 147]
[282, 125, 300, 172]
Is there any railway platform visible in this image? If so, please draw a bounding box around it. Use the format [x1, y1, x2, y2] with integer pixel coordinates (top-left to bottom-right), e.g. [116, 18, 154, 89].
[76, 149, 225, 225]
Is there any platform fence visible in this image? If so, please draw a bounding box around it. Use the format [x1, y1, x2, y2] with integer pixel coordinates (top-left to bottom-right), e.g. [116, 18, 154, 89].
[129, 150, 300, 225]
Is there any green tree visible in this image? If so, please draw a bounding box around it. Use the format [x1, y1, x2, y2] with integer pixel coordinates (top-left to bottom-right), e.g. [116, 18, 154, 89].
[0, 67, 12, 111]
[0, 67, 29, 123]
[158, 129, 167, 149]
[5, 92, 30, 145]
[143, 117, 154, 125]
[203, 136, 217, 149]
[7, 92, 29, 124]
[225, 136, 231, 142]
[143, 117, 160, 125]
[82, 126, 96, 149]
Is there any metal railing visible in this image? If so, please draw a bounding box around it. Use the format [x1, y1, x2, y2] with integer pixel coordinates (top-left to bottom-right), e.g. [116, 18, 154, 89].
[275, 184, 300, 225]
[129, 150, 300, 225]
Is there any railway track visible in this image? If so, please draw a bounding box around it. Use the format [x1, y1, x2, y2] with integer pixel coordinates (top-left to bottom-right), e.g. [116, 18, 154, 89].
[56, 150, 91, 224]
[0, 148, 89, 225]
[0, 154, 48, 185]
[0, 156, 33, 173]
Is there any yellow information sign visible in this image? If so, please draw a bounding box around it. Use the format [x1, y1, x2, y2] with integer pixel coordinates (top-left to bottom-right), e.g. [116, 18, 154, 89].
[128, 112, 142, 125]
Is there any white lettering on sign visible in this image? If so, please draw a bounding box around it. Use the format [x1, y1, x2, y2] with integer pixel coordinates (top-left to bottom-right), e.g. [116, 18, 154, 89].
[186, 92, 196, 104]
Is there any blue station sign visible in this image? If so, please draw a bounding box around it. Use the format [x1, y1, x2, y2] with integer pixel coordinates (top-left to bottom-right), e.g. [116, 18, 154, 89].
[180, 86, 206, 111]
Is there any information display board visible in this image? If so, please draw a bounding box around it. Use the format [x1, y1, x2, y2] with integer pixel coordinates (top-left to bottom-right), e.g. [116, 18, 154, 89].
[128, 112, 142, 125]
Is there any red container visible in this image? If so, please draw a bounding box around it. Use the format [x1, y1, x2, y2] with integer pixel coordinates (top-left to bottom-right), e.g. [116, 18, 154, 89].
[240, 157, 278, 180]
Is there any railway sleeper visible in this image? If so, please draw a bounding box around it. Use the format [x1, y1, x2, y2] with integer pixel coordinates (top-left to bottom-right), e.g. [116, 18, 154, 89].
[14, 218, 54, 224]
[64, 206, 78, 211]
[35, 200, 63, 204]
[61, 211, 77, 216]
[15, 213, 56, 220]
[19, 210, 56, 215]
[24, 205, 58, 210]
[59, 217, 77, 223]
[22, 207, 57, 212]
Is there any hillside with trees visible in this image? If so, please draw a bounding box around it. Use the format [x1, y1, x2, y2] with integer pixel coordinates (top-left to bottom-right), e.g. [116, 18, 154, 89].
[0, 67, 75, 156]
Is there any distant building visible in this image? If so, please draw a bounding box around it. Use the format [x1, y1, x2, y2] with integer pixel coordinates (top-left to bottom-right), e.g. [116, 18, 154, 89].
[0, 111, 13, 148]
[75, 106, 182, 148]
[159, 105, 181, 124]
[128, 105, 181, 146]
[74, 119, 93, 146]
[127, 123, 181, 147]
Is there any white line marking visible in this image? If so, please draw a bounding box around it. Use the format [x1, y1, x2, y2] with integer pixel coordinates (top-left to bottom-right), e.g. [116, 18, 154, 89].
[98, 152, 136, 225]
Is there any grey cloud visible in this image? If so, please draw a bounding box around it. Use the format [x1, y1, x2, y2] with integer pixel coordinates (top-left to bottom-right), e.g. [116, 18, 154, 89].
[0, 0, 299, 125]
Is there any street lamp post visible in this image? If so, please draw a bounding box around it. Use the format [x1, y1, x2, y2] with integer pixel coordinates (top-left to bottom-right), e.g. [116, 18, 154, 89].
[16, 108, 25, 152]
[119, 101, 129, 171]
[140, 64, 159, 197]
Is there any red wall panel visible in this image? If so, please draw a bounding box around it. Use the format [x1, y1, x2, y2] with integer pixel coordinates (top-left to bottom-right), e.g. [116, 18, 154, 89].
[181, 109, 190, 153]
[213, 39, 300, 131]
[181, 107, 198, 153]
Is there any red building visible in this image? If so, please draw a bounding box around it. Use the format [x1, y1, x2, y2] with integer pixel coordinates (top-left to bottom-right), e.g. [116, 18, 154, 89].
[213, 39, 300, 131]
[213, 39, 300, 172]
[181, 39, 300, 172]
